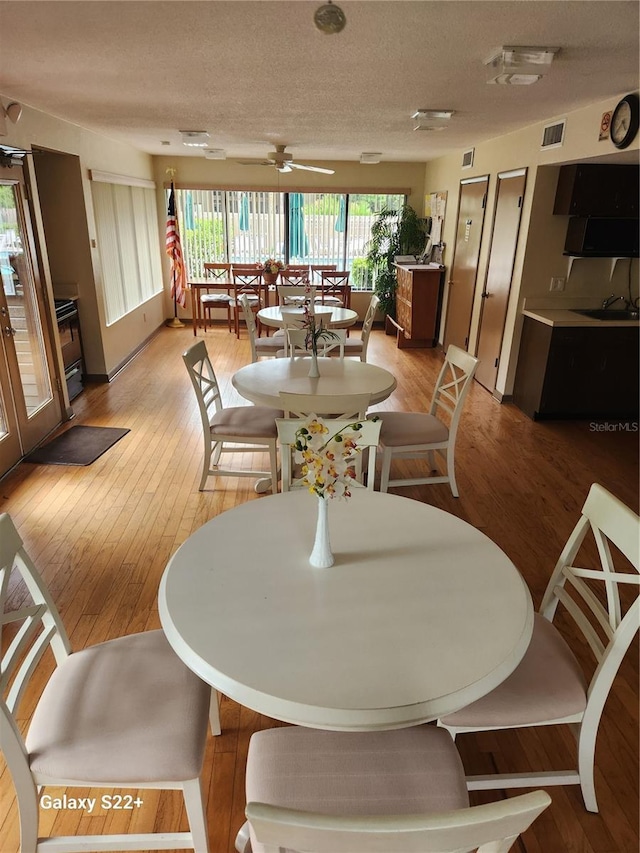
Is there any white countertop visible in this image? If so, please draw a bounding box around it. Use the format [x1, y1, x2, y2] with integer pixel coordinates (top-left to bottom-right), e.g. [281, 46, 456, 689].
[523, 308, 640, 328]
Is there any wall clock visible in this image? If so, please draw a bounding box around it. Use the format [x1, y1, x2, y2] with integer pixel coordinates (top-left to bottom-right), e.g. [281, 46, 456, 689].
[610, 93, 639, 149]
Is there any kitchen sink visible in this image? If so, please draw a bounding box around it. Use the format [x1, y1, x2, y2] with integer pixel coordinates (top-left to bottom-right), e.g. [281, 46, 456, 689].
[572, 308, 640, 321]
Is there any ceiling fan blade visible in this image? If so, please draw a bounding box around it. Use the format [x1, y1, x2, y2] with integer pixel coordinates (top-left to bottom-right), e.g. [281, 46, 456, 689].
[237, 159, 273, 166]
[289, 162, 335, 175]
[276, 164, 293, 173]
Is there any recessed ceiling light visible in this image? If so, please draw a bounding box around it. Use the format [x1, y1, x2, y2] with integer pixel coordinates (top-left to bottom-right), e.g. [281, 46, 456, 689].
[360, 152, 382, 164]
[204, 149, 226, 160]
[180, 131, 210, 147]
[411, 110, 454, 121]
[484, 46, 560, 85]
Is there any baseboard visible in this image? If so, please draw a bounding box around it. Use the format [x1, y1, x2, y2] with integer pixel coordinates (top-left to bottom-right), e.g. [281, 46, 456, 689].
[492, 389, 513, 403]
[84, 324, 164, 384]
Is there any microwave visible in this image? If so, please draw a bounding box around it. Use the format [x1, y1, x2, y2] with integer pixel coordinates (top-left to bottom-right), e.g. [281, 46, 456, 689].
[564, 217, 639, 257]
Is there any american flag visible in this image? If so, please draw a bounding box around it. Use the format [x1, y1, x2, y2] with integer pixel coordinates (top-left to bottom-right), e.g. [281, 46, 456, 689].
[166, 182, 187, 308]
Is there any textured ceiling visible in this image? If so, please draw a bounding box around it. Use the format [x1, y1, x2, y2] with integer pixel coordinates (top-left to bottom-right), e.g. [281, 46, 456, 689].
[1, 1, 639, 165]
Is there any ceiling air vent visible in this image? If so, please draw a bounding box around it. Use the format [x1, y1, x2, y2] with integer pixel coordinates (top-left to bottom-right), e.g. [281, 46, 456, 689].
[462, 149, 475, 169]
[541, 119, 566, 150]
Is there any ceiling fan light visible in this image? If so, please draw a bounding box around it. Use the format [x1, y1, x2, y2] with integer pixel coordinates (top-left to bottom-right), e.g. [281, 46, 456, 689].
[180, 131, 210, 147]
[360, 152, 382, 164]
[411, 110, 454, 121]
[204, 148, 226, 159]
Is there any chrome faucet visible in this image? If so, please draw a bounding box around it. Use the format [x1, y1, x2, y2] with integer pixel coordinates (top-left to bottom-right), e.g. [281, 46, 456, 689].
[601, 294, 627, 310]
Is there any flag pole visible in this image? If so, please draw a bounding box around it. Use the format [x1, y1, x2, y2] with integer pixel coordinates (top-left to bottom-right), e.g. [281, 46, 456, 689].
[165, 168, 185, 328]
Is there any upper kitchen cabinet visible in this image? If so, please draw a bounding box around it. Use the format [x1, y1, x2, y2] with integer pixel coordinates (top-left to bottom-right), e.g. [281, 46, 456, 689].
[553, 164, 639, 217]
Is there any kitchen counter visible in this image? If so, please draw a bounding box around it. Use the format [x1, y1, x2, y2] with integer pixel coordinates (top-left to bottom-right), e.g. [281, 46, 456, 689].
[523, 307, 639, 327]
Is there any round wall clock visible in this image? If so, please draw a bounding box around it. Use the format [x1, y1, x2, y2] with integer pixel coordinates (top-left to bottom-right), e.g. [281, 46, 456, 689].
[610, 93, 639, 149]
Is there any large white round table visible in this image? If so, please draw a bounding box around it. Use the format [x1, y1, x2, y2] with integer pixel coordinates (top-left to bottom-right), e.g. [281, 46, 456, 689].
[232, 357, 397, 407]
[159, 491, 533, 731]
[257, 305, 358, 329]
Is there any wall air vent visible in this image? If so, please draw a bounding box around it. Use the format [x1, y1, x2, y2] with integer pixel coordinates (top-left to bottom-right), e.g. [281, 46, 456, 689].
[541, 119, 566, 150]
[462, 149, 475, 169]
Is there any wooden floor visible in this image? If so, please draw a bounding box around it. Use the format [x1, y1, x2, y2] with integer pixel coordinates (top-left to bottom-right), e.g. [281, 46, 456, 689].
[0, 323, 637, 853]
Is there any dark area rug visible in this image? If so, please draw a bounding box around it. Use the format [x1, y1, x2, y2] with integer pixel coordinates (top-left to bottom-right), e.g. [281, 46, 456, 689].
[25, 426, 130, 466]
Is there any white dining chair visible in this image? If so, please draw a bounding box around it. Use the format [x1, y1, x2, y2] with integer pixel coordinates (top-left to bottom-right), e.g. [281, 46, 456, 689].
[239, 294, 283, 362]
[285, 327, 345, 360]
[341, 293, 379, 361]
[438, 483, 640, 813]
[183, 340, 280, 491]
[0, 512, 213, 853]
[376, 344, 479, 496]
[279, 391, 371, 418]
[235, 726, 551, 853]
[277, 415, 381, 492]
[277, 284, 316, 304]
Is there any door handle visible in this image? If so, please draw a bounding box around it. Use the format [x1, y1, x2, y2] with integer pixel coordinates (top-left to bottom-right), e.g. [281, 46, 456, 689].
[4, 326, 16, 336]
[481, 292, 492, 299]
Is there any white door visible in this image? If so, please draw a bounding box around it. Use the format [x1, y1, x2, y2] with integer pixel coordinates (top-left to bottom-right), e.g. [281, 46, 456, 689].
[0, 163, 62, 474]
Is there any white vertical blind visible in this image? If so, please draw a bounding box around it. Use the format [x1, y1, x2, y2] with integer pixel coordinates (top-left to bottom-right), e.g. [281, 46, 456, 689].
[91, 182, 163, 325]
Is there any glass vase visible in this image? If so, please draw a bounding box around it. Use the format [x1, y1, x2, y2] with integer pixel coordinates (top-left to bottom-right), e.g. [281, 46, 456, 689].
[309, 495, 334, 568]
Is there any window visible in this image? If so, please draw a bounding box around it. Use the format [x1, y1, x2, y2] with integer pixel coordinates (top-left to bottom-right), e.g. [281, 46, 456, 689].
[91, 175, 162, 325]
[176, 189, 404, 290]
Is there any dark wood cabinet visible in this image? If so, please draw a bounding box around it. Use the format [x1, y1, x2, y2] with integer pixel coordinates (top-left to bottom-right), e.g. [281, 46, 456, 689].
[391, 264, 444, 348]
[513, 317, 639, 419]
[553, 164, 640, 217]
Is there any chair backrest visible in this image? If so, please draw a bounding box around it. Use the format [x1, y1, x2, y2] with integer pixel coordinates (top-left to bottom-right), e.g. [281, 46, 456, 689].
[204, 262, 232, 281]
[279, 391, 371, 418]
[246, 789, 551, 852]
[278, 285, 316, 305]
[276, 416, 381, 493]
[540, 483, 640, 722]
[183, 340, 224, 433]
[0, 513, 71, 790]
[310, 264, 337, 284]
[286, 328, 345, 360]
[279, 271, 309, 287]
[239, 294, 259, 362]
[359, 294, 380, 360]
[429, 345, 479, 442]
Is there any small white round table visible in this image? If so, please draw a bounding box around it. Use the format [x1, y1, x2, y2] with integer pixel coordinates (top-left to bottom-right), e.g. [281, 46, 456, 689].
[159, 491, 533, 731]
[257, 305, 358, 330]
[232, 358, 397, 408]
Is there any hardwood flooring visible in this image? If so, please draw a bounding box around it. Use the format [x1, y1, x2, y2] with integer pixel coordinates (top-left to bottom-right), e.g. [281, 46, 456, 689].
[0, 323, 637, 852]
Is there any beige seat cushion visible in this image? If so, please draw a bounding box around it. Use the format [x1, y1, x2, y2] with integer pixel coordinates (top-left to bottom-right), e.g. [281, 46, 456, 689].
[27, 630, 210, 784]
[246, 725, 468, 853]
[441, 613, 588, 728]
[210, 406, 283, 438]
[343, 338, 364, 353]
[255, 337, 286, 352]
[376, 412, 449, 446]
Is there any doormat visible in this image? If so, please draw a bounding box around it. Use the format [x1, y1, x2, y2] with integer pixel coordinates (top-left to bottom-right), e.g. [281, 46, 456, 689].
[25, 426, 130, 466]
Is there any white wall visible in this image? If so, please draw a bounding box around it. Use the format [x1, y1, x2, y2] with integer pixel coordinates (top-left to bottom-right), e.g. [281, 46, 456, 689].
[423, 94, 640, 397]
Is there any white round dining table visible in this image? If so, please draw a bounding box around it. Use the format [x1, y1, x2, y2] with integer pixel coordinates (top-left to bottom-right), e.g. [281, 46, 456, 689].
[159, 491, 534, 731]
[257, 305, 358, 329]
[232, 357, 397, 408]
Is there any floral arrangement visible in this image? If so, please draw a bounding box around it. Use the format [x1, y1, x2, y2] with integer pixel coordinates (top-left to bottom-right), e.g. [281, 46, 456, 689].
[293, 416, 364, 499]
[261, 258, 286, 274]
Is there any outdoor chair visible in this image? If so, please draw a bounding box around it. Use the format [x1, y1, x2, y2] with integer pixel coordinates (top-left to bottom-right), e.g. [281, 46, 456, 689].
[234, 726, 551, 853]
[438, 483, 640, 813]
[183, 340, 280, 491]
[375, 344, 479, 496]
[0, 511, 213, 853]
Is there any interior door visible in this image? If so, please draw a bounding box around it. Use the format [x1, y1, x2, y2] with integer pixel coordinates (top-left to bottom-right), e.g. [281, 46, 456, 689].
[443, 177, 489, 352]
[475, 169, 527, 392]
[0, 162, 62, 472]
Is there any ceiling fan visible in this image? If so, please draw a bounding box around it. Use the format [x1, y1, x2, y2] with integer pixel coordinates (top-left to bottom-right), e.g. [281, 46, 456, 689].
[238, 144, 335, 175]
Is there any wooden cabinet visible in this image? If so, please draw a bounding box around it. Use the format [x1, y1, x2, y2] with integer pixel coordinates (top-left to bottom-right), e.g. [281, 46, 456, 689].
[391, 264, 444, 348]
[513, 317, 639, 419]
[553, 164, 639, 217]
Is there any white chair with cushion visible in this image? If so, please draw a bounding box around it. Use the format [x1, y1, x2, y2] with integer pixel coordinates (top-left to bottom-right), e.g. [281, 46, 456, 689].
[342, 293, 379, 361]
[438, 483, 640, 813]
[234, 726, 551, 853]
[279, 391, 371, 418]
[286, 327, 345, 360]
[183, 340, 280, 491]
[239, 294, 283, 362]
[376, 344, 479, 496]
[277, 284, 316, 305]
[0, 512, 212, 853]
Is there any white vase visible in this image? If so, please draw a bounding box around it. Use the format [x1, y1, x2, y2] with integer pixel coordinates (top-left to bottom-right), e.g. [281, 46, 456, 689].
[308, 349, 320, 378]
[309, 495, 334, 568]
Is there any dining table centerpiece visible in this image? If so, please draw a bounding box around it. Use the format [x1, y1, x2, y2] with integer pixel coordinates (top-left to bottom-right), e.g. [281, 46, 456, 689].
[260, 258, 285, 285]
[293, 415, 365, 568]
[301, 295, 338, 378]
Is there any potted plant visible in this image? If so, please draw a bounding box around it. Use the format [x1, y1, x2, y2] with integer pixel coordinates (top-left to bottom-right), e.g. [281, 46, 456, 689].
[365, 205, 429, 320]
